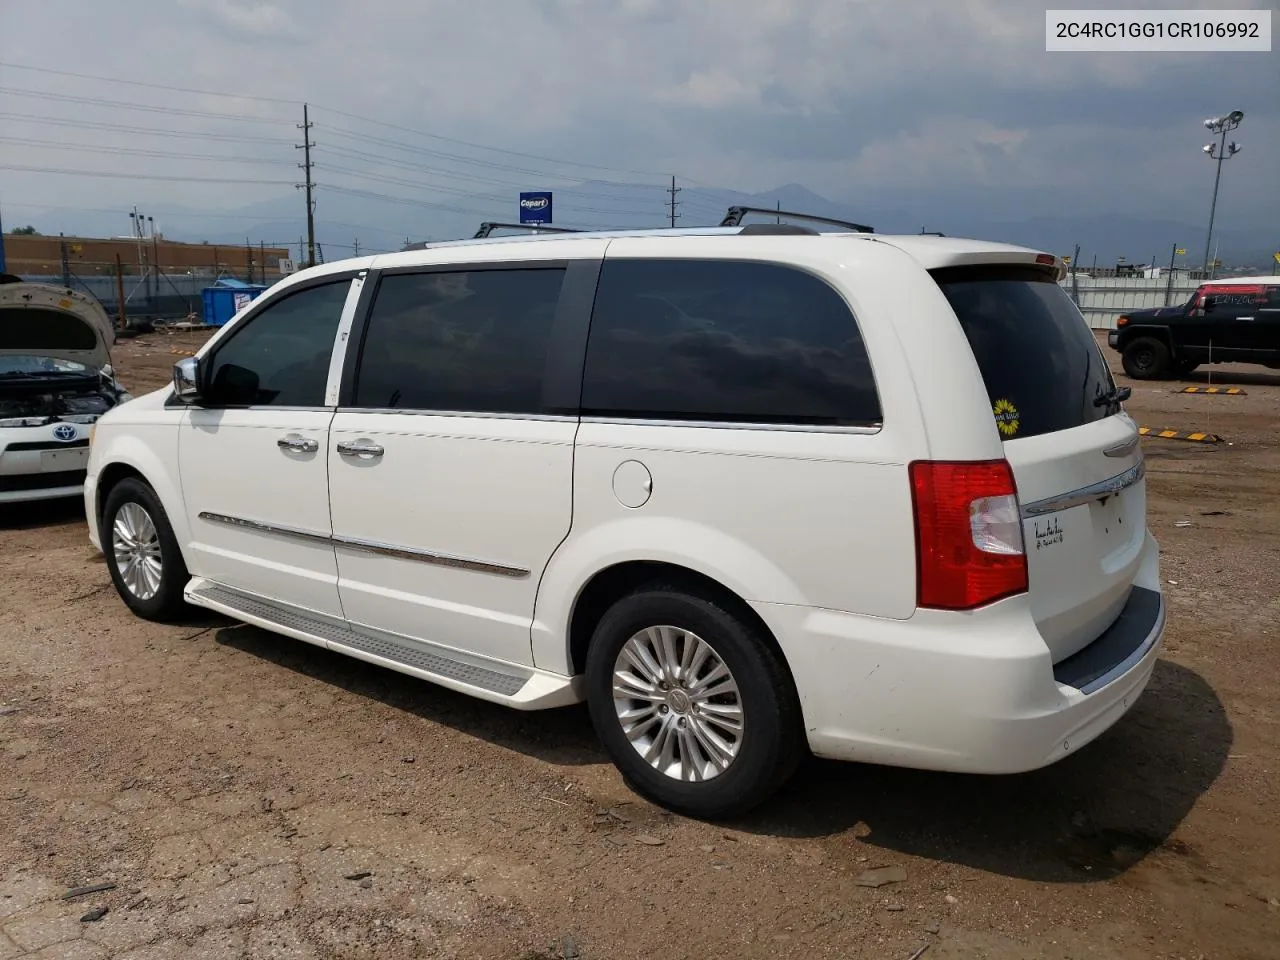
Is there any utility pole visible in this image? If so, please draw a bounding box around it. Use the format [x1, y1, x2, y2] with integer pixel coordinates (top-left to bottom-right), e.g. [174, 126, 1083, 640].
[667, 175, 680, 228]
[114, 254, 127, 331]
[245, 237, 253, 283]
[352, 237, 360, 257]
[1164, 243, 1178, 305]
[60, 234, 71, 289]
[150, 218, 159, 307]
[296, 103, 316, 268]
[259, 241, 265, 283]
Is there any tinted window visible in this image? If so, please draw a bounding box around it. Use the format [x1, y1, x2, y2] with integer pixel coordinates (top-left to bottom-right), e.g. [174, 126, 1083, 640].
[581, 259, 881, 425]
[933, 266, 1117, 440]
[353, 268, 565, 413]
[206, 280, 349, 406]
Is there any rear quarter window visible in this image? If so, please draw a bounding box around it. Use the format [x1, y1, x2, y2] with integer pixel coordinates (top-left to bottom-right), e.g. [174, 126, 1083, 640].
[582, 258, 882, 426]
[932, 265, 1118, 441]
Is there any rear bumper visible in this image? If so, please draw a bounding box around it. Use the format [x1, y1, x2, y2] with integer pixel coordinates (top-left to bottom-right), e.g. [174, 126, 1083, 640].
[0, 483, 85, 505]
[754, 532, 1165, 774]
[1107, 331, 1119, 348]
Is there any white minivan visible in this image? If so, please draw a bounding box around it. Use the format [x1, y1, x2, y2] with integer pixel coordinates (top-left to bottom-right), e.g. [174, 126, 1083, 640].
[85, 221, 1165, 817]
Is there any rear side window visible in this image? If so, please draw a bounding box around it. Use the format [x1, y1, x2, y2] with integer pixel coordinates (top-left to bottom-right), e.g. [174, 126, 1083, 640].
[353, 268, 566, 414]
[932, 265, 1117, 440]
[582, 259, 881, 426]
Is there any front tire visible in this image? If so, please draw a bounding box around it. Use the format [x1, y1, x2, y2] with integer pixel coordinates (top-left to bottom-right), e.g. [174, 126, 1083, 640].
[584, 585, 804, 818]
[1122, 336, 1171, 379]
[102, 478, 190, 621]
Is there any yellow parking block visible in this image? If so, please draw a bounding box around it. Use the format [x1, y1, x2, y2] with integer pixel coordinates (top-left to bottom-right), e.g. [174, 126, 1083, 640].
[1178, 386, 1246, 395]
[169, 348, 197, 357]
[1138, 427, 1223, 443]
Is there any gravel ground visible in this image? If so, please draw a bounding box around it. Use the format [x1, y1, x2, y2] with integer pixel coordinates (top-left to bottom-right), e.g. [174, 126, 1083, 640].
[1, 329, 1277, 960]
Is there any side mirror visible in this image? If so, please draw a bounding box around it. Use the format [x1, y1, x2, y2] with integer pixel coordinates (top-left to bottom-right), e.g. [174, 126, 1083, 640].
[173, 356, 203, 403]
[1116, 385, 1132, 403]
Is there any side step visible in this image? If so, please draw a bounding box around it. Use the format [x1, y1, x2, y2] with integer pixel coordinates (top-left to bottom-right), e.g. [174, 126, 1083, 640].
[186, 580, 581, 710]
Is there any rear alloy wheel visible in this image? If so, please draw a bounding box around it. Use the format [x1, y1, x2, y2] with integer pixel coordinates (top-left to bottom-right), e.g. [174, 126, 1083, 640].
[102, 478, 190, 621]
[1122, 336, 1171, 380]
[585, 586, 803, 818]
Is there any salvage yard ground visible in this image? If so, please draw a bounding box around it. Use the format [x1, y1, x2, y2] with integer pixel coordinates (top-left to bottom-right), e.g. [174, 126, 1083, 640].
[1, 330, 1277, 960]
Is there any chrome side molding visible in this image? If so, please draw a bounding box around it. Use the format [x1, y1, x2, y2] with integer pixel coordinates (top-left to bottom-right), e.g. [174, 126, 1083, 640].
[197, 511, 529, 578]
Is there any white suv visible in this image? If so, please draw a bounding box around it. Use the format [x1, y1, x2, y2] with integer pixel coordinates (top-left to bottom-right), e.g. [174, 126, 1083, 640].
[85, 224, 1165, 817]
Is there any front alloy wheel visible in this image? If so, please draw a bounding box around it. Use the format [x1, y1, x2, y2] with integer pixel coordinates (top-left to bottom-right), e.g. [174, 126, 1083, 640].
[112, 502, 164, 600]
[102, 477, 191, 621]
[613, 625, 745, 782]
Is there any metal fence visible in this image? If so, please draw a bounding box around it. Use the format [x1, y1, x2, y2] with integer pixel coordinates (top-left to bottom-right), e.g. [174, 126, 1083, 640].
[1062, 275, 1202, 329]
[18, 265, 282, 322]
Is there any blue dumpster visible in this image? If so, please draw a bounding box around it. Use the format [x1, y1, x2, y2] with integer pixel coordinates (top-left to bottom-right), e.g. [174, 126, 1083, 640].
[202, 279, 268, 326]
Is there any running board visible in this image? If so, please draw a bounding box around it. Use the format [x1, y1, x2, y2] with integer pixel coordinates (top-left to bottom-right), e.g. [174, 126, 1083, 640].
[185, 579, 581, 710]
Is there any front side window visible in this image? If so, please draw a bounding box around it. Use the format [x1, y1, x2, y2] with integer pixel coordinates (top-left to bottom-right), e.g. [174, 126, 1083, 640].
[352, 268, 566, 414]
[206, 280, 350, 406]
[581, 259, 882, 426]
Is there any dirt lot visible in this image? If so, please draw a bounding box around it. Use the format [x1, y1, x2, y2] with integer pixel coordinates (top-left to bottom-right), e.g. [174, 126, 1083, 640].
[2, 329, 1277, 960]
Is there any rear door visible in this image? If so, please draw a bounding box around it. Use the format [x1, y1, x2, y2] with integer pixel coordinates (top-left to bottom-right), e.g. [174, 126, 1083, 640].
[327, 251, 601, 666]
[933, 265, 1144, 661]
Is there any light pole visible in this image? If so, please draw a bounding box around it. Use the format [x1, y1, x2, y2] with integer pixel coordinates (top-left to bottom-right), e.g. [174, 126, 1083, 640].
[1201, 110, 1243, 278]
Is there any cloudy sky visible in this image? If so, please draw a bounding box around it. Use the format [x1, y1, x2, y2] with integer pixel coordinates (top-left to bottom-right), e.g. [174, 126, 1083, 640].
[1, 0, 1276, 248]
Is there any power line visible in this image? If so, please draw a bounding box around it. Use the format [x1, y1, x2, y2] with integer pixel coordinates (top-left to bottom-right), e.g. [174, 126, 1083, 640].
[0, 135, 294, 165]
[0, 163, 293, 185]
[0, 112, 296, 144]
[0, 61, 300, 105]
[0, 61, 678, 180]
[0, 86, 289, 124]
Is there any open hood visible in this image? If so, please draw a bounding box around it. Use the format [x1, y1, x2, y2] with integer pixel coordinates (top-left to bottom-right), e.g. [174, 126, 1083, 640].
[0, 279, 114, 370]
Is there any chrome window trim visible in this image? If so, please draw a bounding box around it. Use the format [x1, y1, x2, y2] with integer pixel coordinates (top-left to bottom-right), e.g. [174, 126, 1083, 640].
[581, 415, 882, 435]
[336, 407, 577, 423]
[324, 273, 365, 407]
[1020, 461, 1145, 519]
[197, 511, 528, 579]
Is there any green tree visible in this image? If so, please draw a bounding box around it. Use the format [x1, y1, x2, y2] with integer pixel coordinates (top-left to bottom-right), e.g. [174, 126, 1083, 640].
[10, 225, 40, 236]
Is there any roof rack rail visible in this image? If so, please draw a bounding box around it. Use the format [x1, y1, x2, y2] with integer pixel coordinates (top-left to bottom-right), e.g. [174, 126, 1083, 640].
[720, 205, 874, 233]
[472, 222, 584, 239]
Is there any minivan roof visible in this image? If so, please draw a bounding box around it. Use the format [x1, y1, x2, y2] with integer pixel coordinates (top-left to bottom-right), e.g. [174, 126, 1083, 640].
[365, 227, 1057, 275]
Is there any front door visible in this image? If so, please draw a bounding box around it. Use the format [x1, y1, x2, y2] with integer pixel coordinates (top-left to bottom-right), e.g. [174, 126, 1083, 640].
[327, 259, 590, 666]
[179, 276, 358, 617]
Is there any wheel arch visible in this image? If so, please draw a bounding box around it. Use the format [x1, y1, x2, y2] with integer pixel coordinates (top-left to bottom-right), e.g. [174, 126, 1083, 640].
[93, 442, 193, 569]
[565, 560, 795, 686]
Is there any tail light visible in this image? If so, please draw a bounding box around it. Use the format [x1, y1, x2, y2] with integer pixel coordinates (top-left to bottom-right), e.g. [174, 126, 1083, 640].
[910, 460, 1028, 611]
[1117, 315, 1130, 327]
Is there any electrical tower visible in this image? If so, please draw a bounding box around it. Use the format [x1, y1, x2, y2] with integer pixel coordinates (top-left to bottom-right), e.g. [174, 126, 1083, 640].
[296, 103, 316, 268]
[667, 176, 681, 228]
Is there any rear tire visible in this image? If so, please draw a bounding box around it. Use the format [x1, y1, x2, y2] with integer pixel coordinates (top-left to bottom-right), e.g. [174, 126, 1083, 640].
[1122, 336, 1171, 380]
[102, 478, 190, 622]
[584, 585, 804, 819]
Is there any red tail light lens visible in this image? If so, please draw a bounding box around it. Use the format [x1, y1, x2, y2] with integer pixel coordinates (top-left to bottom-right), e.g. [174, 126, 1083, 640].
[1117, 315, 1130, 327]
[910, 460, 1028, 611]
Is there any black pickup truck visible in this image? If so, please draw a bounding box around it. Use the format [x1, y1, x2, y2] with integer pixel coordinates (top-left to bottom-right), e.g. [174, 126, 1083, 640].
[1107, 277, 1280, 379]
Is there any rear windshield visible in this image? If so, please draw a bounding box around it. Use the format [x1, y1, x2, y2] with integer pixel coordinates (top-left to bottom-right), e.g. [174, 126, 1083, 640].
[932, 265, 1117, 441]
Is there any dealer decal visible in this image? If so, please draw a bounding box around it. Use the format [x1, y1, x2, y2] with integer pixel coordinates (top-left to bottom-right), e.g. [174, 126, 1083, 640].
[1034, 516, 1064, 550]
[993, 398, 1020, 438]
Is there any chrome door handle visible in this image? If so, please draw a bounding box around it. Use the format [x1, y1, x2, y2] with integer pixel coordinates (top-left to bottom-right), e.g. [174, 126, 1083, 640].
[277, 435, 319, 454]
[1238, 316, 1255, 321]
[336, 439, 384, 458]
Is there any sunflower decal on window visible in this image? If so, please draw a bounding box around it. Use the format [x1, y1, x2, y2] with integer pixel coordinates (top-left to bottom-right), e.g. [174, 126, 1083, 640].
[992, 398, 1020, 438]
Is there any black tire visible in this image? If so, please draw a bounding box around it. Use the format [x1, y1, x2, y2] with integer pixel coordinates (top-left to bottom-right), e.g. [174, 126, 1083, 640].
[584, 585, 804, 819]
[1174, 359, 1200, 376]
[101, 477, 190, 621]
[1121, 336, 1171, 380]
